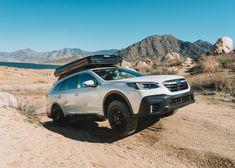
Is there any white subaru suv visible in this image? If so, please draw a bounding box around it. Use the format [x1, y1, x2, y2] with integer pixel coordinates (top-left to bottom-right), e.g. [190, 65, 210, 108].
[46, 55, 195, 135]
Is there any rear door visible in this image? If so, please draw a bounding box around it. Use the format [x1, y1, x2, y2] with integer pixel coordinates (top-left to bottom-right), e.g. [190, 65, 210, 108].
[60, 75, 80, 115]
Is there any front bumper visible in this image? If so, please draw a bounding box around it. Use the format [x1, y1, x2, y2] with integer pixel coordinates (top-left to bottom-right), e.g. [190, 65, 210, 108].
[136, 90, 195, 117]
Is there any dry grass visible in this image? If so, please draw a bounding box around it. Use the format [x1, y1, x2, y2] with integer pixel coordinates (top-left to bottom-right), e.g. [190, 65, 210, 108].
[188, 53, 235, 96]
[190, 53, 235, 74]
[188, 72, 233, 94]
[7, 89, 48, 97]
[217, 53, 235, 70]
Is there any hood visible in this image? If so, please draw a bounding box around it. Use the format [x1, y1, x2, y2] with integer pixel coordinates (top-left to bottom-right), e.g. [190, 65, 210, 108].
[107, 75, 184, 84]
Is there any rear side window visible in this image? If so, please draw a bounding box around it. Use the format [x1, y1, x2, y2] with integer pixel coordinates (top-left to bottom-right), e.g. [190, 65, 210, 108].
[64, 75, 78, 90]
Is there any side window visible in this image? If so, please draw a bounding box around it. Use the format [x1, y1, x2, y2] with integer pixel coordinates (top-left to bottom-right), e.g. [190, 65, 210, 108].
[77, 73, 98, 88]
[53, 80, 65, 91]
[64, 75, 78, 90]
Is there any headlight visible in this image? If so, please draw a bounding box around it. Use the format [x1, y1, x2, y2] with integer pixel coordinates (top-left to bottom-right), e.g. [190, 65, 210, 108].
[127, 82, 159, 90]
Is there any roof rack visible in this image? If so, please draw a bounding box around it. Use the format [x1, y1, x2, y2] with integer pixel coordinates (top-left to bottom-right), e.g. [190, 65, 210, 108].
[54, 55, 123, 79]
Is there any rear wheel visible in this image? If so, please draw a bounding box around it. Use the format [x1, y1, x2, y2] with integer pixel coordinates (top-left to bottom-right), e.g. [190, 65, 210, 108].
[51, 105, 67, 126]
[107, 100, 137, 136]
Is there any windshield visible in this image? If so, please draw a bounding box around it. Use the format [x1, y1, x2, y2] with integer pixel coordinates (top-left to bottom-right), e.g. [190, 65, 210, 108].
[93, 67, 144, 81]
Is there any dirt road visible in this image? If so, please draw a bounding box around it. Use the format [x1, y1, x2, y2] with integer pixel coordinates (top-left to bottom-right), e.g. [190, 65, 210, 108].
[0, 94, 234, 168]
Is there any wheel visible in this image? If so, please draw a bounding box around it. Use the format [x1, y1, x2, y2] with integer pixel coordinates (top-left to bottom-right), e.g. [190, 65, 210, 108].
[51, 105, 67, 126]
[107, 100, 137, 136]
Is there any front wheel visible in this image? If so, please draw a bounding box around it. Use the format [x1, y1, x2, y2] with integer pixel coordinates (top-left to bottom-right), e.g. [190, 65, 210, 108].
[107, 100, 137, 136]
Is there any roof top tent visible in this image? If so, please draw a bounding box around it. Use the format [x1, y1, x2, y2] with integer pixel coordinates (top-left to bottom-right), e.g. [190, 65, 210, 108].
[54, 55, 123, 80]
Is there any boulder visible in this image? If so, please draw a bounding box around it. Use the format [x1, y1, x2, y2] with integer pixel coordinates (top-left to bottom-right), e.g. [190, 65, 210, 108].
[143, 58, 153, 66]
[211, 36, 233, 54]
[0, 92, 18, 108]
[121, 60, 132, 68]
[135, 60, 149, 70]
[134, 59, 153, 72]
[183, 57, 194, 67]
[162, 52, 182, 65]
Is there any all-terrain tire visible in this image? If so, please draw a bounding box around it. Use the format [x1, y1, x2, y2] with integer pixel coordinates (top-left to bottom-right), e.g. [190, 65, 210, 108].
[51, 105, 67, 126]
[107, 100, 137, 136]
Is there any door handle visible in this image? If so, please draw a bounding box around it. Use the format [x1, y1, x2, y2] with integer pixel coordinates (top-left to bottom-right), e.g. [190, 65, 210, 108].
[57, 95, 61, 98]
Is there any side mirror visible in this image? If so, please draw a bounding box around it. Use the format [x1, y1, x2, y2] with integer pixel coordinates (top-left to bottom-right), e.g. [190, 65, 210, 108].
[83, 80, 96, 87]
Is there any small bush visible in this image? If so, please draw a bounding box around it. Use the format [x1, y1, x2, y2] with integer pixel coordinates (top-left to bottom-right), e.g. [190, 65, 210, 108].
[201, 56, 221, 73]
[15, 100, 40, 124]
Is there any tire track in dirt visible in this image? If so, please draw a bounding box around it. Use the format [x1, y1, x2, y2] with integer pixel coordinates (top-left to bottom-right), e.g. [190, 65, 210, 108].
[171, 147, 235, 168]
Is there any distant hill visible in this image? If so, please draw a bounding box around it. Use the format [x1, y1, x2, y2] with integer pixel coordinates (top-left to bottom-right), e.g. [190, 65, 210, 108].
[42, 55, 82, 64]
[0, 48, 118, 62]
[0, 34, 213, 63]
[91, 49, 119, 55]
[115, 35, 213, 61]
[0, 48, 43, 62]
[44, 48, 89, 60]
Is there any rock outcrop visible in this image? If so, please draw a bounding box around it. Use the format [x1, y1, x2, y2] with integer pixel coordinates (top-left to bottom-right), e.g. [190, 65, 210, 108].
[211, 36, 233, 54]
[135, 60, 149, 70]
[162, 52, 181, 62]
[161, 52, 182, 66]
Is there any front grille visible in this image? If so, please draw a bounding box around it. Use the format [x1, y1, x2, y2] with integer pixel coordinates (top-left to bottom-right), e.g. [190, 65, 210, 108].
[164, 78, 188, 92]
[170, 95, 190, 106]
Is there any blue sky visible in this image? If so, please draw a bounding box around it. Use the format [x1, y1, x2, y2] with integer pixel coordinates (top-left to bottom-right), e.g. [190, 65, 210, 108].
[0, 0, 234, 52]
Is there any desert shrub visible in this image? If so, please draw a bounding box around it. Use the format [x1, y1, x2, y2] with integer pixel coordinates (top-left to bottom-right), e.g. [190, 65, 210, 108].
[217, 53, 235, 69]
[201, 56, 221, 73]
[162, 58, 184, 67]
[150, 65, 178, 75]
[134, 62, 178, 75]
[187, 65, 203, 74]
[231, 62, 235, 71]
[188, 72, 233, 94]
[15, 99, 40, 124]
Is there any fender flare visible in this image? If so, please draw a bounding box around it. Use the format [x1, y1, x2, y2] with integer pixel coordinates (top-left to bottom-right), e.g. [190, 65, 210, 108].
[103, 90, 134, 117]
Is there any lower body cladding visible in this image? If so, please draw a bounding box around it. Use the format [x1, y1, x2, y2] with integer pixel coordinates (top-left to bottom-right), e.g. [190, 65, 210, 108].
[136, 90, 195, 117]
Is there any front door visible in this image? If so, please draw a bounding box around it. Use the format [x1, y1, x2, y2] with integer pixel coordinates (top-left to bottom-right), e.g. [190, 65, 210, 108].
[74, 73, 102, 114]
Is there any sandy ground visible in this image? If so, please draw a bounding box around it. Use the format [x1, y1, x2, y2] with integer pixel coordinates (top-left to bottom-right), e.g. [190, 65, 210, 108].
[0, 66, 235, 168]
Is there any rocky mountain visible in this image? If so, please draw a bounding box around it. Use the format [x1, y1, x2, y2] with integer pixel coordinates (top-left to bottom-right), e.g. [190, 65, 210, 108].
[0, 48, 118, 62]
[0, 35, 213, 62]
[115, 35, 213, 61]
